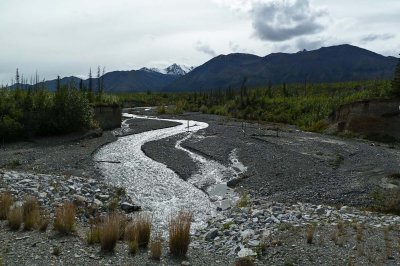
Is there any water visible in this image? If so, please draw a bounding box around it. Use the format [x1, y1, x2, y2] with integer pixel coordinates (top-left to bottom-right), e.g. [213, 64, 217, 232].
[95, 114, 246, 230]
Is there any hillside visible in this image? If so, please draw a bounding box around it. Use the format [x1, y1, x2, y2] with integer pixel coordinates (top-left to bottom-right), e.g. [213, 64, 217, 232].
[164, 44, 398, 91]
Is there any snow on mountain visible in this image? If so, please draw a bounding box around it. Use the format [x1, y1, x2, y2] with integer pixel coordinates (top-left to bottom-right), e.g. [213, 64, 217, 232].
[139, 64, 194, 76]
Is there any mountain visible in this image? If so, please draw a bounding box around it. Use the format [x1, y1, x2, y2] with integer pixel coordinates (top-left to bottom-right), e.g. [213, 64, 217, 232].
[164, 44, 398, 91]
[140, 64, 194, 76]
[38, 63, 193, 92]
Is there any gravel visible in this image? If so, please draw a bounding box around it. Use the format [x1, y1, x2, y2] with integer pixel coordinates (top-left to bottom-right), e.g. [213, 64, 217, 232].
[1, 110, 400, 265]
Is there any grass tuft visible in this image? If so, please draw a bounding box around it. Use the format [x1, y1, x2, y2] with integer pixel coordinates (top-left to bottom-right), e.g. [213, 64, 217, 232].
[127, 212, 152, 248]
[236, 191, 249, 208]
[0, 192, 14, 220]
[23, 196, 40, 230]
[168, 211, 192, 257]
[149, 232, 163, 260]
[87, 225, 102, 245]
[306, 224, 315, 244]
[54, 202, 75, 234]
[100, 213, 126, 252]
[129, 239, 139, 256]
[7, 207, 23, 231]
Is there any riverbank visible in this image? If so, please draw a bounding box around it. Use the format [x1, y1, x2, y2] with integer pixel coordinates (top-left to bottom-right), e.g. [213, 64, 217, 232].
[1, 111, 400, 265]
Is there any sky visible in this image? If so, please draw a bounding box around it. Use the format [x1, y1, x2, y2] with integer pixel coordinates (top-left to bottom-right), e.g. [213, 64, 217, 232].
[0, 0, 399, 85]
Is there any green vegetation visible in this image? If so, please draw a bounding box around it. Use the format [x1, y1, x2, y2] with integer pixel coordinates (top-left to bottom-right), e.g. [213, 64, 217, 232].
[118, 79, 392, 131]
[0, 69, 119, 142]
[391, 56, 400, 97]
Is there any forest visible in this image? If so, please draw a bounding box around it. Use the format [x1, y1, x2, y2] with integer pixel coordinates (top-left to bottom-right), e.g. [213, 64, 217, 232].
[1, 60, 399, 142]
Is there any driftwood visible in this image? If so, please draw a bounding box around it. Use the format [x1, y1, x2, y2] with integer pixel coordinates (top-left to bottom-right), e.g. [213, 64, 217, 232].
[94, 160, 121, 164]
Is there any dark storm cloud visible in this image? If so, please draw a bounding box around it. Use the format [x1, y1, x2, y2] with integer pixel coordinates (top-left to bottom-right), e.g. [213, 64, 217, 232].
[195, 41, 217, 57]
[360, 33, 395, 43]
[251, 0, 326, 42]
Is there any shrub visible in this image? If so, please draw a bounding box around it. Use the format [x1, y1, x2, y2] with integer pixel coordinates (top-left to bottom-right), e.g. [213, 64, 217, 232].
[54, 202, 75, 234]
[0, 192, 14, 220]
[168, 211, 192, 257]
[23, 196, 40, 230]
[149, 232, 163, 260]
[7, 207, 23, 231]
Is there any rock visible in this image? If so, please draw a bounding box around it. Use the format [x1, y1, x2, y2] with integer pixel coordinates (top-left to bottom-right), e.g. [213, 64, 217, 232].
[120, 202, 141, 213]
[240, 229, 255, 240]
[204, 228, 219, 241]
[237, 248, 256, 257]
[248, 240, 260, 247]
[93, 199, 103, 207]
[181, 261, 190, 266]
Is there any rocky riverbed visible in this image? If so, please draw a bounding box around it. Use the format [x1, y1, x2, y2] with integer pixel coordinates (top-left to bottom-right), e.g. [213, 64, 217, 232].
[1, 111, 400, 265]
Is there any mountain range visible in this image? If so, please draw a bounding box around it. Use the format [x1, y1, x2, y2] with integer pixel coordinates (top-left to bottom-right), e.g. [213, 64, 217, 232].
[13, 44, 399, 92]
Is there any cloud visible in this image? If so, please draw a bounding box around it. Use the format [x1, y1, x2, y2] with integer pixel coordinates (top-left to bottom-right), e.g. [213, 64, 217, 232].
[360, 33, 395, 43]
[296, 38, 325, 51]
[251, 0, 327, 42]
[195, 41, 217, 57]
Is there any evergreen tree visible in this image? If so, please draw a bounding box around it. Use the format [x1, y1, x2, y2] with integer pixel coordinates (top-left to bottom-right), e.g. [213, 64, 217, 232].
[56, 75, 61, 91]
[392, 55, 400, 97]
[88, 68, 93, 102]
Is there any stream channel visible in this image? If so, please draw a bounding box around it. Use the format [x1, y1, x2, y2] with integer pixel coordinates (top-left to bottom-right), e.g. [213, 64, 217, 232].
[94, 113, 247, 230]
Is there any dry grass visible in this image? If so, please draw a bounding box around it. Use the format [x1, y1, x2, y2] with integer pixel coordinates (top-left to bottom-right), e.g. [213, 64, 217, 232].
[128, 212, 152, 248]
[129, 239, 139, 256]
[235, 257, 255, 266]
[168, 211, 192, 257]
[149, 232, 163, 260]
[7, 207, 23, 231]
[337, 219, 345, 235]
[306, 224, 315, 244]
[100, 213, 126, 252]
[0, 192, 14, 220]
[23, 196, 40, 230]
[87, 225, 102, 245]
[38, 212, 49, 232]
[53, 202, 75, 234]
[356, 224, 363, 242]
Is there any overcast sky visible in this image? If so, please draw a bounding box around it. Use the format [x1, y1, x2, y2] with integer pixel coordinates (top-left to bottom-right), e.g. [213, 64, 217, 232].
[1, 0, 399, 85]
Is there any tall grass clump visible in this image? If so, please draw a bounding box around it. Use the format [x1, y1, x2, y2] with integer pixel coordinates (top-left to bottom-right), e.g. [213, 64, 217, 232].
[54, 202, 75, 234]
[126, 212, 152, 248]
[168, 211, 193, 257]
[0, 192, 14, 220]
[149, 232, 163, 260]
[7, 207, 23, 231]
[100, 213, 127, 252]
[23, 196, 40, 230]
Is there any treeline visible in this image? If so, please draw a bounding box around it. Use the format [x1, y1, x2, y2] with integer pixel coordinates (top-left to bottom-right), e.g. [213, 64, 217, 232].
[120, 79, 393, 131]
[0, 69, 119, 142]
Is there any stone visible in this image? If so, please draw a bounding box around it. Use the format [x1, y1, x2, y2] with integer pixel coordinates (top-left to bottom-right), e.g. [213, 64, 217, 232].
[248, 240, 260, 247]
[120, 202, 141, 213]
[181, 261, 190, 266]
[240, 229, 255, 240]
[237, 248, 256, 257]
[204, 228, 219, 241]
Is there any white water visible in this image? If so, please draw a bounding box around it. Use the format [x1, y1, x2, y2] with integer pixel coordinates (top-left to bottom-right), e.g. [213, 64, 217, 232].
[95, 114, 246, 230]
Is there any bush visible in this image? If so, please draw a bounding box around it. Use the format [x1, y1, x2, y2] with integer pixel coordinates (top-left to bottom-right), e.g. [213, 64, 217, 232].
[168, 211, 192, 257]
[7, 207, 23, 231]
[0, 192, 14, 220]
[54, 202, 76, 234]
